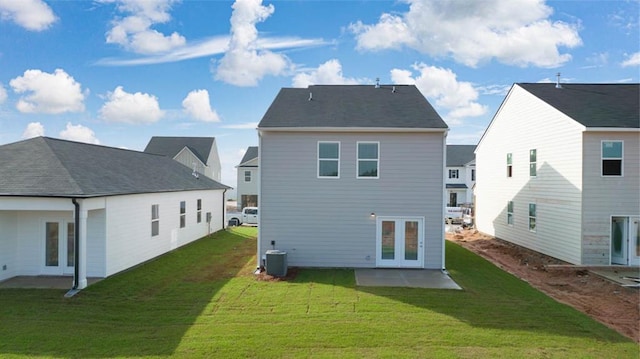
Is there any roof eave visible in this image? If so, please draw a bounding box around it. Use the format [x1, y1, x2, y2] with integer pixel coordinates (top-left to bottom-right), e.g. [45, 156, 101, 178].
[583, 127, 640, 132]
[258, 127, 448, 133]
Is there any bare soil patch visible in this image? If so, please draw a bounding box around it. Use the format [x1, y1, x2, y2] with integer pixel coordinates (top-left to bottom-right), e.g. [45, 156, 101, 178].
[447, 229, 639, 342]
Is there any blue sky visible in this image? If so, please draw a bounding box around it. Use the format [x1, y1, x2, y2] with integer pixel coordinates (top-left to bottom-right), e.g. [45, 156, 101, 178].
[0, 0, 638, 192]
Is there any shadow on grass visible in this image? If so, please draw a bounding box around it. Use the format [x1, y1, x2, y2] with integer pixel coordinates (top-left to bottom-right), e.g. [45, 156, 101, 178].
[292, 241, 631, 344]
[0, 228, 257, 358]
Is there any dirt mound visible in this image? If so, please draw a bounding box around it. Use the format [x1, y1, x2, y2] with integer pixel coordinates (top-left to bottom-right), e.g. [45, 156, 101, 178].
[447, 229, 639, 343]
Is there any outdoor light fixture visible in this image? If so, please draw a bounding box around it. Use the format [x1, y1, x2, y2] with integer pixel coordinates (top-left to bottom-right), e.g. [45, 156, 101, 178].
[370, 212, 375, 218]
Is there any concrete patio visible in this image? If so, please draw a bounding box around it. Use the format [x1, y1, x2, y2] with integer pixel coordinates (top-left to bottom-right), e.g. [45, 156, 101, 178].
[0, 276, 102, 289]
[355, 269, 462, 290]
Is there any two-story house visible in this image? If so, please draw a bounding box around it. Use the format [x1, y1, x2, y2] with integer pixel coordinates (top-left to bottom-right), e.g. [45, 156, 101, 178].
[257, 84, 448, 270]
[446, 145, 476, 207]
[144, 136, 222, 182]
[475, 83, 639, 266]
[236, 146, 259, 209]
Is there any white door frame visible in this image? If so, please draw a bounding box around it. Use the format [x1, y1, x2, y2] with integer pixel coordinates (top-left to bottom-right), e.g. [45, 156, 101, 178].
[611, 216, 640, 266]
[41, 219, 75, 275]
[376, 216, 424, 268]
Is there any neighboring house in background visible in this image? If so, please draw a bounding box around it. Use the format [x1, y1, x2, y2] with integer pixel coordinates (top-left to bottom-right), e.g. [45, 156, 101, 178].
[446, 145, 476, 207]
[0, 137, 230, 291]
[258, 84, 448, 270]
[475, 83, 639, 266]
[144, 136, 222, 182]
[236, 146, 259, 209]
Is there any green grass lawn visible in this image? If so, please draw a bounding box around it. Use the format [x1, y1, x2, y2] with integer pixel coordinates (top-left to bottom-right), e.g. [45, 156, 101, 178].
[0, 227, 637, 358]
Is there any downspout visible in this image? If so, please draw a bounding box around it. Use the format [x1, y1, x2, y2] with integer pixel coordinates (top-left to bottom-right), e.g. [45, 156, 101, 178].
[71, 198, 80, 290]
[222, 189, 228, 230]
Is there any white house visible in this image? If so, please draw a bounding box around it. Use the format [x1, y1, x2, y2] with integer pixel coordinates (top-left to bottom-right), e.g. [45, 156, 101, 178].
[475, 83, 639, 266]
[144, 136, 222, 182]
[236, 146, 259, 209]
[257, 84, 448, 270]
[446, 145, 476, 207]
[0, 137, 230, 291]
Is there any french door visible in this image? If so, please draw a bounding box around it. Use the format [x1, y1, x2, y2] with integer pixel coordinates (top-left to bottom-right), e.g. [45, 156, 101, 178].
[376, 217, 424, 268]
[42, 221, 75, 275]
[611, 216, 640, 266]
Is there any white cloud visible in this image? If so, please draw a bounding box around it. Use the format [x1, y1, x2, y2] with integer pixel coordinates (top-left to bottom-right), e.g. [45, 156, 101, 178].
[182, 89, 220, 122]
[102, 0, 186, 54]
[21, 122, 45, 139]
[292, 59, 364, 88]
[9, 69, 86, 114]
[99, 86, 164, 124]
[621, 52, 640, 67]
[0, 83, 6, 104]
[391, 63, 487, 125]
[59, 122, 100, 144]
[0, 0, 56, 31]
[351, 0, 582, 68]
[213, 0, 291, 86]
[221, 122, 258, 129]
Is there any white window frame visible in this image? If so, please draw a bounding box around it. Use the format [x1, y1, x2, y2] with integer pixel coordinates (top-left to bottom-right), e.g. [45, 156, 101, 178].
[507, 201, 514, 226]
[196, 199, 202, 224]
[317, 141, 340, 179]
[244, 170, 252, 182]
[529, 149, 537, 177]
[448, 169, 459, 179]
[529, 203, 536, 233]
[179, 201, 186, 228]
[151, 204, 159, 236]
[506, 153, 513, 178]
[357, 141, 380, 179]
[601, 140, 623, 177]
[471, 168, 476, 181]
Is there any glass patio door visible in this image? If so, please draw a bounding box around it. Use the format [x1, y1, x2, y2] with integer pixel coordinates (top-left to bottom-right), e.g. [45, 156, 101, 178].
[43, 221, 75, 275]
[377, 217, 424, 268]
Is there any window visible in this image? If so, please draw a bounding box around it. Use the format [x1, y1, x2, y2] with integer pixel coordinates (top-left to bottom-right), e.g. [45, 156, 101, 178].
[357, 142, 379, 178]
[507, 201, 514, 225]
[244, 170, 251, 182]
[506, 153, 513, 177]
[528, 203, 536, 232]
[602, 141, 623, 176]
[448, 169, 459, 179]
[471, 169, 476, 181]
[151, 204, 159, 236]
[179, 201, 186, 228]
[197, 199, 202, 223]
[318, 142, 340, 178]
[529, 149, 537, 177]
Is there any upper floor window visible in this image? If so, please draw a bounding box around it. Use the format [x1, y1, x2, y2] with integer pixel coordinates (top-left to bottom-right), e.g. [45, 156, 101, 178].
[507, 201, 514, 226]
[357, 142, 379, 178]
[244, 170, 251, 182]
[471, 169, 476, 181]
[151, 204, 159, 236]
[506, 153, 513, 178]
[196, 199, 202, 223]
[529, 149, 537, 177]
[529, 203, 536, 232]
[602, 141, 623, 176]
[318, 142, 340, 178]
[179, 201, 186, 228]
[449, 169, 459, 179]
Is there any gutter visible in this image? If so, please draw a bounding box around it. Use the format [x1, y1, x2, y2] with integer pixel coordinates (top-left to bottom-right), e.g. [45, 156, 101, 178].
[71, 198, 80, 290]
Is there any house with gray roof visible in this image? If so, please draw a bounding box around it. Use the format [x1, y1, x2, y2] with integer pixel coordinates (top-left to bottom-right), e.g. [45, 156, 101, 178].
[144, 136, 222, 182]
[257, 84, 448, 270]
[475, 83, 639, 266]
[0, 137, 230, 292]
[236, 146, 259, 209]
[446, 145, 476, 207]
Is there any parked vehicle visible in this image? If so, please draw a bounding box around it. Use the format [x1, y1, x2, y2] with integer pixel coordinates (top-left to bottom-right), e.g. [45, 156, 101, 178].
[445, 207, 472, 227]
[228, 207, 258, 226]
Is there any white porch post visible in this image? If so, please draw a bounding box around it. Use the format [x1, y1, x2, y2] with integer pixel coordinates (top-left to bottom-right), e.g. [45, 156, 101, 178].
[77, 208, 88, 289]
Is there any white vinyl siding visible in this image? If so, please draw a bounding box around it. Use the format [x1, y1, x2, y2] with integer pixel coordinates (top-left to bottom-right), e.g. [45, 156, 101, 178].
[236, 157, 259, 209]
[260, 131, 445, 269]
[475, 84, 584, 265]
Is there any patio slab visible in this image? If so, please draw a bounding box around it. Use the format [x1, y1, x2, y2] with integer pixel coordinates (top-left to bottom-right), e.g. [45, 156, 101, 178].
[0, 276, 102, 289]
[355, 269, 462, 290]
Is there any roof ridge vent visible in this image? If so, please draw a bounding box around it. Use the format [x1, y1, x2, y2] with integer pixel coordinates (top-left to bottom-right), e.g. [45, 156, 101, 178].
[555, 72, 562, 89]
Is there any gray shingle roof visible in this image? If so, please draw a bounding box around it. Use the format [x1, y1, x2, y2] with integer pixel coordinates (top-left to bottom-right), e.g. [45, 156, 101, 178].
[518, 83, 639, 128]
[258, 85, 448, 129]
[144, 136, 216, 163]
[0, 137, 229, 198]
[239, 146, 258, 165]
[446, 145, 476, 166]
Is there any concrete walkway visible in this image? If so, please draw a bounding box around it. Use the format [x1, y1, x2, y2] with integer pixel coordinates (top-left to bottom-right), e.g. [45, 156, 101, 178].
[355, 269, 462, 290]
[0, 276, 102, 289]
